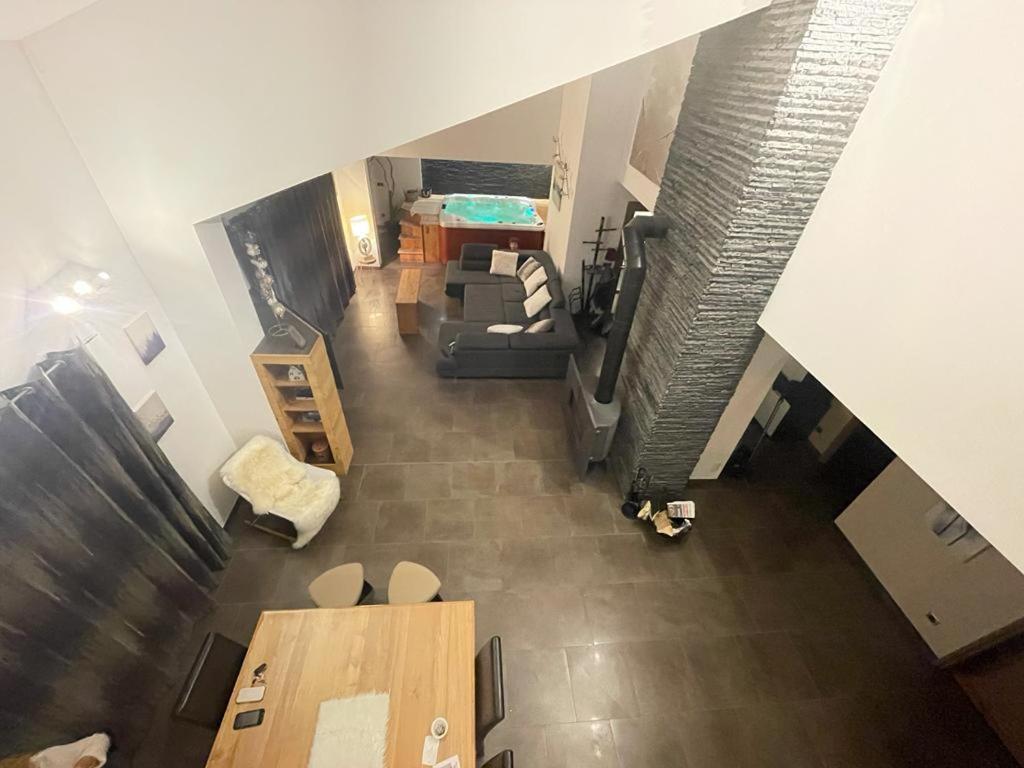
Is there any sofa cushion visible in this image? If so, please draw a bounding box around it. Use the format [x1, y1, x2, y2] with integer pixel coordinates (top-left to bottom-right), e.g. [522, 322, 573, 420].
[523, 285, 552, 318]
[487, 324, 524, 334]
[517, 256, 541, 281]
[464, 284, 506, 323]
[523, 267, 548, 297]
[526, 318, 554, 333]
[501, 282, 527, 302]
[489, 250, 519, 276]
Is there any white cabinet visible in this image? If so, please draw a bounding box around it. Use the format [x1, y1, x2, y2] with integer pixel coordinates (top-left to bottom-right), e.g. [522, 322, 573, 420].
[837, 459, 1024, 661]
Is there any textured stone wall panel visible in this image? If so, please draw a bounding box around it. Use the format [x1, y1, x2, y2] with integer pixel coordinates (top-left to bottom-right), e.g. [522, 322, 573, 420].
[610, 0, 914, 495]
[420, 159, 553, 198]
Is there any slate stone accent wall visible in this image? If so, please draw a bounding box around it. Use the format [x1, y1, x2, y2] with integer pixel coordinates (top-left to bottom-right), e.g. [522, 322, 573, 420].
[609, 0, 914, 496]
[421, 159, 553, 198]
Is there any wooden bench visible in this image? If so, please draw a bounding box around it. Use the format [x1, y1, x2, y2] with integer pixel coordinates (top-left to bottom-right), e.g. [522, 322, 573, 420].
[395, 268, 422, 335]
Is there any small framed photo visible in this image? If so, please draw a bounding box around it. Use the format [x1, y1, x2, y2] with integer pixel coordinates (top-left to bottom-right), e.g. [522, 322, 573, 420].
[134, 390, 174, 442]
[124, 311, 166, 365]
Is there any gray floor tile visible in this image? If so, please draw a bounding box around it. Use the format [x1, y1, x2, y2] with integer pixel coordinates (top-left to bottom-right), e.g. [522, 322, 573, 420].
[403, 462, 452, 500]
[358, 464, 406, 500]
[505, 648, 576, 727]
[566, 495, 616, 535]
[387, 433, 431, 463]
[312, 500, 379, 546]
[474, 498, 525, 539]
[612, 716, 690, 768]
[473, 586, 592, 650]
[424, 498, 475, 541]
[543, 721, 618, 768]
[566, 644, 639, 721]
[481, 723, 548, 767]
[374, 499, 426, 543]
[451, 461, 497, 498]
[518, 495, 571, 536]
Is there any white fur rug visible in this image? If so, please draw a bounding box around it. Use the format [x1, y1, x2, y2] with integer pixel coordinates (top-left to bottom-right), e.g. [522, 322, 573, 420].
[307, 692, 390, 768]
[219, 435, 340, 548]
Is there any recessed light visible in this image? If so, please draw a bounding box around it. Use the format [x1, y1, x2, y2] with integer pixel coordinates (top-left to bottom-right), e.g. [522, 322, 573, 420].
[72, 279, 94, 295]
[51, 295, 83, 315]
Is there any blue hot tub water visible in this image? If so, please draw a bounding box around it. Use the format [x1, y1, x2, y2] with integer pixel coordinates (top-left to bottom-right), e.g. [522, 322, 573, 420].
[441, 194, 542, 226]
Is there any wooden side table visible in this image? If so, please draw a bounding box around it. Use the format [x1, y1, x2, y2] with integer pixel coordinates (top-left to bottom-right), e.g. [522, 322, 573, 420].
[396, 268, 422, 335]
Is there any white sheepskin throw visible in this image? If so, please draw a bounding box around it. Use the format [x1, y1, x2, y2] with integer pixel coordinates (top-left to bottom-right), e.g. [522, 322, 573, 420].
[307, 692, 390, 768]
[220, 435, 340, 548]
[30, 733, 111, 768]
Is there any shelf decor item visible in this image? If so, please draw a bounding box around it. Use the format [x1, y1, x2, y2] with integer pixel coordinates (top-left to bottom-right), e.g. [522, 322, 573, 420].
[244, 232, 307, 349]
[250, 314, 352, 475]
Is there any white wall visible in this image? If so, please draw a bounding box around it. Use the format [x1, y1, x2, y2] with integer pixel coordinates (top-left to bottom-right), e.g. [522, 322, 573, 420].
[21, 0, 766, 453]
[333, 162, 382, 268]
[545, 55, 652, 294]
[367, 156, 422, 226]
[838, 460, 1024, 659]
[0, 42, 237, 519]
[691, 334, 790, 479]
[384, 87, 562, 166]
[627, 34, 699, 189]
[759, 0, 1024, 571]
[544, 76, 590, 286]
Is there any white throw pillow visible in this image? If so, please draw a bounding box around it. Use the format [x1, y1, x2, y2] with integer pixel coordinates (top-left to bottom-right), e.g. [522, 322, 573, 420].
[516, 256, 541, 281]
[523, 285, 552, 319]
[487, 324, 524, 334]
[523, 267, 548, 297]
[526, 318, 555, 333]
[489, 250, 519, 277]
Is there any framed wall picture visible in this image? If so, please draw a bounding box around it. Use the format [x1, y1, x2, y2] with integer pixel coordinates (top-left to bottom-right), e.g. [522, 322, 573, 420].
[134, 390, 174, 441]
[124, 311, 166, 365]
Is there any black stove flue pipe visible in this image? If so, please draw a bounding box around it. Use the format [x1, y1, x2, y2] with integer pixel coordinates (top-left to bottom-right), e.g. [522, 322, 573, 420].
[594, 213, 669, 405]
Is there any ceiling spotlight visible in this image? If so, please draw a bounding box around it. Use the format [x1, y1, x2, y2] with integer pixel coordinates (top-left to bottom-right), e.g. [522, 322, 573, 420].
[72, 279, 94, 296]
[51, 295, 83, 315]
[97, 271, 111, 281]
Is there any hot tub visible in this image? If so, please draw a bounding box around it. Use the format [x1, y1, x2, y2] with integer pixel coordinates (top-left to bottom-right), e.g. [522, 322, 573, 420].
[438, 194, 546, 263]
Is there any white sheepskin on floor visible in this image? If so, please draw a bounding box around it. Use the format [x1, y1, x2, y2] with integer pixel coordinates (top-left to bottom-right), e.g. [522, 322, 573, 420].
[307, 692, 390, 768]
[219, 435, 340, 548]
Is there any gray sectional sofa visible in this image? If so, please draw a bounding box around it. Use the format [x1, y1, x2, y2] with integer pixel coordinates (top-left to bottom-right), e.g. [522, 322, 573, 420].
[436, 244, 579, 378]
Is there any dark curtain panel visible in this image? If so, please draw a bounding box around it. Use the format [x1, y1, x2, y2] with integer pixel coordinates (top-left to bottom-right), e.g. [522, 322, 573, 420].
[42, 348, 230, 570]
[223, 173, 355, 349]
[0, 348, 220, 754]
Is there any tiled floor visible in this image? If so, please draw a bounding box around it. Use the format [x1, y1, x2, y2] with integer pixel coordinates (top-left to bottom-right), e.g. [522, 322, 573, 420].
[132, 261, 1015, 767]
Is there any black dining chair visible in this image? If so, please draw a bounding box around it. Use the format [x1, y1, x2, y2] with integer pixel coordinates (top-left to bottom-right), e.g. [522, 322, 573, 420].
[173, 632, 248, 729]
[480, 750, 513, 768]
[475, 636, 505, 758]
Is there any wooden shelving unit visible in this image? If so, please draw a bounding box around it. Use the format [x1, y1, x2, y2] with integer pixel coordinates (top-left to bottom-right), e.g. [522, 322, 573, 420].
[250, 321, 353, 475]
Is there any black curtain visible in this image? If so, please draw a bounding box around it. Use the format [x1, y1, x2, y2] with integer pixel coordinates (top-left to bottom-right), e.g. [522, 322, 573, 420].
[224, 173, 355, 350]
[0, 347, 226, 755]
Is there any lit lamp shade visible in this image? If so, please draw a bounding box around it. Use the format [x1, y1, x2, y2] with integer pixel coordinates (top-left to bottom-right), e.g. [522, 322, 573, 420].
[350, 214, 371, 239]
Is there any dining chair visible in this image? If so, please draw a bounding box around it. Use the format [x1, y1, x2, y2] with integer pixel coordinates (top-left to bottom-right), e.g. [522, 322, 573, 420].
[173, 632, 248, 729]
[475, 636, 505, 758]
[387, 560, 442, 604]
[308, 562, 374, 607]
[480, 750, 513, 768]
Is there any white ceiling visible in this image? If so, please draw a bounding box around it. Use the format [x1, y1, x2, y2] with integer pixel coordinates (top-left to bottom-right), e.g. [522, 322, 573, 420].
[0, 0, 101, 40]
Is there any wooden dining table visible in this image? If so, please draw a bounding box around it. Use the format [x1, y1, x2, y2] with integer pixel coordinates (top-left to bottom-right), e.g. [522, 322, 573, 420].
[205, 601, 475, 767]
